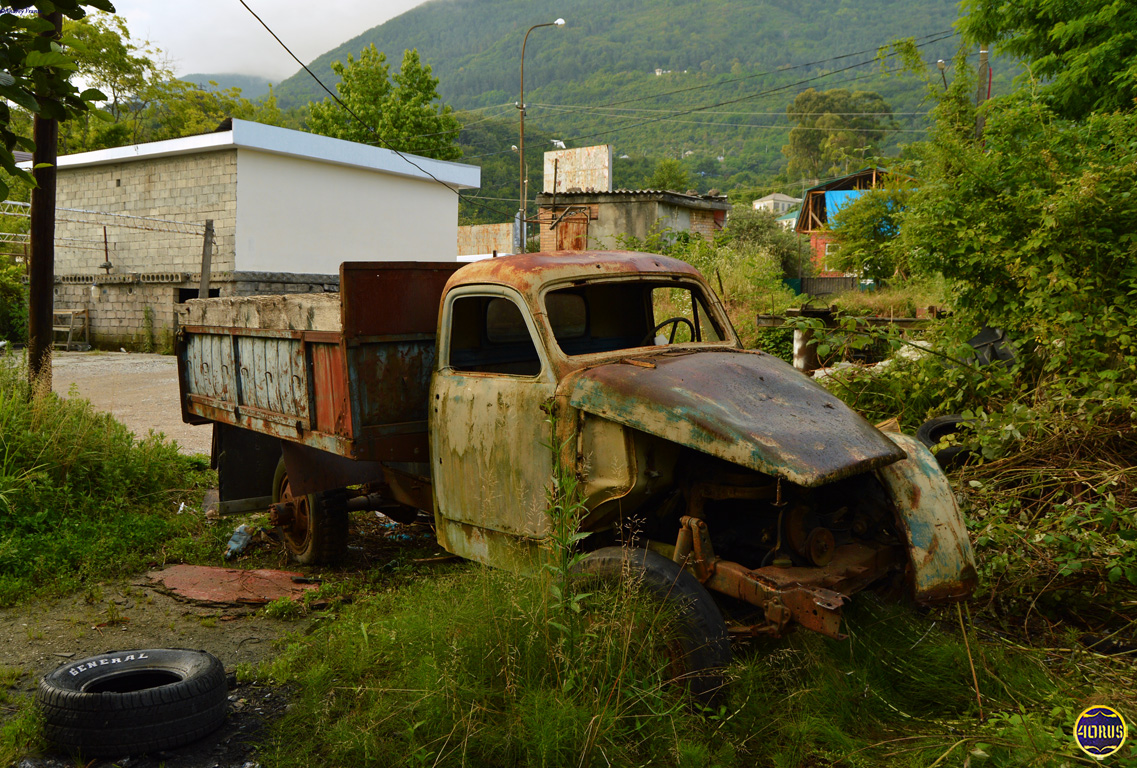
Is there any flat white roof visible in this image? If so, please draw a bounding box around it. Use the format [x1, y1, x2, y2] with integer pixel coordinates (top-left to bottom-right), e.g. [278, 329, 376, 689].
[37, 119, 480, 190]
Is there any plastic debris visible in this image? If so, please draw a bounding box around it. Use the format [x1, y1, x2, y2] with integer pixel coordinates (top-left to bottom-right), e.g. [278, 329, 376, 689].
[223, 524, 253, 560]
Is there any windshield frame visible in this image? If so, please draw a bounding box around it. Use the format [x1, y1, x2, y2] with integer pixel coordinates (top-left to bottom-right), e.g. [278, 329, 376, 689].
[536, 273, 740, 362]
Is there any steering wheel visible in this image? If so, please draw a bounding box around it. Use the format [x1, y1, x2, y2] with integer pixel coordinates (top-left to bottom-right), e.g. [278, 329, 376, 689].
[642, 316, 696, 346]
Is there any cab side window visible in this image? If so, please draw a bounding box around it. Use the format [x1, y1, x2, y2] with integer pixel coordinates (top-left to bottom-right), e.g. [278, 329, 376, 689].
[448, 295, 541, 376]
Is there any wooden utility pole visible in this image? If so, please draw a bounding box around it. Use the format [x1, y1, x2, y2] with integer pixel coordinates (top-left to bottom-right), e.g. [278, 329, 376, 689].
[197, 220, 215, 299]
[27, 10, 62, 390]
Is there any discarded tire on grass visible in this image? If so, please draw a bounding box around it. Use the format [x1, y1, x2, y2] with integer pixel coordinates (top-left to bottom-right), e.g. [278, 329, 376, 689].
[915, 414, 976, 468]
[36, 648, 227, 757]
[572, 546, 732, 704]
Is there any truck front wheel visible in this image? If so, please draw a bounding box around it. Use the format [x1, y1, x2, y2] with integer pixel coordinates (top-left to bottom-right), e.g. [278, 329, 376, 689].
[573, 547, 731, 705]
[271, 458, 348, 565]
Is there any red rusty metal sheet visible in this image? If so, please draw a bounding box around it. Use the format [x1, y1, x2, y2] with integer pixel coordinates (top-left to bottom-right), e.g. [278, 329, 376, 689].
[312, 341, 351, 436]
[147, 565, 318, 605]
[340, 262, 459, 337]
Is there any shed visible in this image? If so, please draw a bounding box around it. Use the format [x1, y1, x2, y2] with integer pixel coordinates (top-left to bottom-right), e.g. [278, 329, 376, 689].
[533, 189, 728, 252]
[38, 119, 479, 347]
[793, 167, 888, 275]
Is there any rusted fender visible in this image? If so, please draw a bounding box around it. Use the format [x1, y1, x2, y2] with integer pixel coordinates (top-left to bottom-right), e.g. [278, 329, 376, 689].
[560, 349, 905, 487]
[876, 433, 978, 603]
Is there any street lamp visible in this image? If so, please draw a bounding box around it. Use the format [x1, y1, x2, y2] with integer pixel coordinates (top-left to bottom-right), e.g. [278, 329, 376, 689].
[518, 18, 565, 251]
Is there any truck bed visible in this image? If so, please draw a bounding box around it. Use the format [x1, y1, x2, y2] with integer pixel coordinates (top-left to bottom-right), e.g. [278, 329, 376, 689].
[176, 261, 459, 463]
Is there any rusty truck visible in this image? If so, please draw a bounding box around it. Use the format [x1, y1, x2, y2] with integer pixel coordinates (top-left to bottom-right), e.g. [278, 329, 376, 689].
[177, 251, 976, 690]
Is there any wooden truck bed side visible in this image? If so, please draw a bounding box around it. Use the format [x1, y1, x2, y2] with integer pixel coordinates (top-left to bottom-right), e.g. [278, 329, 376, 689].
[176, 261, 459, 464]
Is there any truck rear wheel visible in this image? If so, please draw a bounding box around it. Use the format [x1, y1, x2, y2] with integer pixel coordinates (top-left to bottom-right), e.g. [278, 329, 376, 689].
[272, 458, 348, 565]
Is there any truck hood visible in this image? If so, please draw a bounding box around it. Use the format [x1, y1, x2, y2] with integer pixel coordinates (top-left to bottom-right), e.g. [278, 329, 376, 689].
[561, 349, 905, 487]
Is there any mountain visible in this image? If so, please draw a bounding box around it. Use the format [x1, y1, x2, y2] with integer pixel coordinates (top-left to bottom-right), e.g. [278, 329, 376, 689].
[271, 0, 988, 222]
[274, 0, 962, 111]
[182, 73, 273, 100]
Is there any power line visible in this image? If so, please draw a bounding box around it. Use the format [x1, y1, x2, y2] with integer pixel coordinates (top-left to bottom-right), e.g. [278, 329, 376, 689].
[554, 33, 955, 147]
[581, 29, 958, 110]
[531, 105, 930, 133]
[236, 0, 521, 222]
[464, 62, 930, 159]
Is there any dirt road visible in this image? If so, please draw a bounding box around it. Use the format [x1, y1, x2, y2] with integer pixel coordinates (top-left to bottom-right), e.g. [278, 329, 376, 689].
[51, 351, 212, 456]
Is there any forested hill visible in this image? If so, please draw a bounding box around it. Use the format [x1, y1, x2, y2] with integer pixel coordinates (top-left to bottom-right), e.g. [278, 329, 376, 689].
[270, 0, 979, 223]
[273, 0, 962, 111]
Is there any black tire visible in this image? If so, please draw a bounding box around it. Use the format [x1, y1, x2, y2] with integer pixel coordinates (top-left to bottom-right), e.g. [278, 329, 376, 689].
[915, 414, 974, 468]
[272, 457, 348, 564]
[572, 547, 732, 704]
[36, 649, 227, 757]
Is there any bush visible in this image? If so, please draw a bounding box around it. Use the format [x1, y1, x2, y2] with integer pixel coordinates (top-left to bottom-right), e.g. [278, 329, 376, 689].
[0, 260, 27, 344]
[0, 353, 213, 605]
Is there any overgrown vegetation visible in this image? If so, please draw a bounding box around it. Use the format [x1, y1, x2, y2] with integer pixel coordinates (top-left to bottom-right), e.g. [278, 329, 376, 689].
[0, 353, 215, 606]
[0, 260, 27, 345]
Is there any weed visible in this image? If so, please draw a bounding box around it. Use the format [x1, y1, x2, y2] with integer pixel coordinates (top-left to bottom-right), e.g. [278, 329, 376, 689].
[141, 306, 155, 353]
[263, 597, 304, 621]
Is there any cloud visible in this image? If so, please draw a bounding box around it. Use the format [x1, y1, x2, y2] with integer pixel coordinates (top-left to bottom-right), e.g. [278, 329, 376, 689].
[111, 0, 425, 80]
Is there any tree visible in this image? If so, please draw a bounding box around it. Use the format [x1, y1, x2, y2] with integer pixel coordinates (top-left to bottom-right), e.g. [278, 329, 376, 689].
[647, 157, 688, 191]
[782, 89, 894, 180]
[307, 46, 461, 160]
[900, 77, 1137, 379]
[56, 13, 289, 154]
[0, 0, 114, 198]
[960, 0, 1137, 119]
[827, 181, 911, 282]
[716, 205, 810, 278]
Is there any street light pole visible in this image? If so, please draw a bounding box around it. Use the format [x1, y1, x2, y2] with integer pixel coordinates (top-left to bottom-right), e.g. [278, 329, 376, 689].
[518, 18, 564, 252]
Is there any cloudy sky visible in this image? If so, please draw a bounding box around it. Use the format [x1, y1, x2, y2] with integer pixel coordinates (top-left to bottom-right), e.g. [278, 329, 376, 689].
[110, 0, 426, 81]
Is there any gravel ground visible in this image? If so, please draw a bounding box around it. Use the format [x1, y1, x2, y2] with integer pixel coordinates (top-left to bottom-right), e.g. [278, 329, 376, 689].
[51, 351, 212, 456]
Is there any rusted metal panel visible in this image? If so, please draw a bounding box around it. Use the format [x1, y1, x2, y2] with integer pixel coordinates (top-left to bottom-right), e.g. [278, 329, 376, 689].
[457, 223, 515, 257]
[281, 441, 384, 497]
[543, 145, 614, 193]
[556, 214, 589, 251]
[876, 433, 978, 603]
[340, 262, 458, 338]
[434, 514, 541, 572]
[430, 370, 556, 538]
[562, 348, 905, 487]
[311, 342, 350, 436]
[148, 565, 318, 605]
[350, 340, 436, 429]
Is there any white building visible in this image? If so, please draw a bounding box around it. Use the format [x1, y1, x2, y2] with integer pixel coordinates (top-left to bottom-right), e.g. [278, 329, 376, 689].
[42, 119, 479, 347]
[752, 192, 801, 215]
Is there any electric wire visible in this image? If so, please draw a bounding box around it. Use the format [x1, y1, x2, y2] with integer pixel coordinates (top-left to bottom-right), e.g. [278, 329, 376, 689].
[239, 0, 954, 220]
[236, 0, 522, 222]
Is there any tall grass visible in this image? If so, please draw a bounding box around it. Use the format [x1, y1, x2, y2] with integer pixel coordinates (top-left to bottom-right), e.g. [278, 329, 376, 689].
[254, 564, 1109, 767]
[0, 352, 215, 606]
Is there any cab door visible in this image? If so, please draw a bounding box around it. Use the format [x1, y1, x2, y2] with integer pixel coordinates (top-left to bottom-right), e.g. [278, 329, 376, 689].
[429, 286, 556, 544]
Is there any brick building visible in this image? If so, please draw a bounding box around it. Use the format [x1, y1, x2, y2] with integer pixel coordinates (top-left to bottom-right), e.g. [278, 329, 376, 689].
[41, 119, 479, 347]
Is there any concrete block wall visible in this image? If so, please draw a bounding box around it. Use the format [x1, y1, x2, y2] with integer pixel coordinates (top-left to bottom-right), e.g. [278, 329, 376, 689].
[52, 271, 338, 349]
[54, 150, 238, 276]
